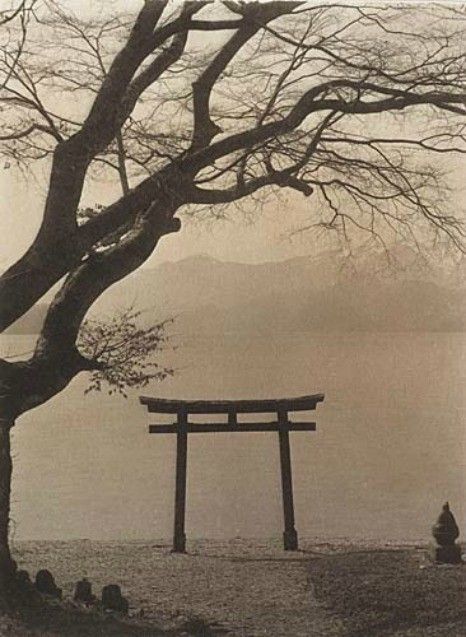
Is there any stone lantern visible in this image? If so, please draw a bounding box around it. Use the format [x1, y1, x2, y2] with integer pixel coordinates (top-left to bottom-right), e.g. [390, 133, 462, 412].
[430, 502, 463, 564]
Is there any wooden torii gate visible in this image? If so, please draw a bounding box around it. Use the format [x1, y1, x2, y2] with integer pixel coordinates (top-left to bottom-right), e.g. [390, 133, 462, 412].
[139, 394, 325, 553]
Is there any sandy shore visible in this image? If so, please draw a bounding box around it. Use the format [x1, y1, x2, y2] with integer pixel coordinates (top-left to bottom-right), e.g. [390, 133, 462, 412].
[10, 537, 438, 636]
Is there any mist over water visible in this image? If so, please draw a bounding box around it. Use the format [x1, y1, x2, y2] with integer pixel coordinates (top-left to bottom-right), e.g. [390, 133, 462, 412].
[5, 331, 465, 543]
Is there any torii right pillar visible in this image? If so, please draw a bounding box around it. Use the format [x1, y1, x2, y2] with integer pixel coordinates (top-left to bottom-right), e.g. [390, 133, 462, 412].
[278, 407, 299, 551]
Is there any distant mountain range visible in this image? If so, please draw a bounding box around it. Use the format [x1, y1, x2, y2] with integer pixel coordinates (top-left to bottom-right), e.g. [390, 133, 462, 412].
[5, 250, 466, 335]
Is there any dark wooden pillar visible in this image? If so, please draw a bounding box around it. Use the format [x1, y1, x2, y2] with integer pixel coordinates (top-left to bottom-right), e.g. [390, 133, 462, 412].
[277, 409, 298, 551]
[0, 419, 14, 583]
[172, 408, 188, 553]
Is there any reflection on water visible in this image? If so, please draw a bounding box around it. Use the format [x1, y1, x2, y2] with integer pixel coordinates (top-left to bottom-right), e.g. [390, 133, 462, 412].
[4, 331, 465, 541]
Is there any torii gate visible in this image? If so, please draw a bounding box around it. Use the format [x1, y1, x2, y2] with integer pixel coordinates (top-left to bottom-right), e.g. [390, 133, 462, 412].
[139, 393, 325, 552]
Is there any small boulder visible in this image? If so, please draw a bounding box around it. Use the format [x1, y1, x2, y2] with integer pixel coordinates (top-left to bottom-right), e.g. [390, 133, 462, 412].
[13, 569, 36, 598]
[16, 570, 31, 585]
[35, 569, 62, 598]
[73, 577, 96, 605]
[101, 584, 128, 614]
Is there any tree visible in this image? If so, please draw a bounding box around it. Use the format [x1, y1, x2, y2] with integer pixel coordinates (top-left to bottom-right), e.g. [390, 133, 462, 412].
[0, 0, 465, 586]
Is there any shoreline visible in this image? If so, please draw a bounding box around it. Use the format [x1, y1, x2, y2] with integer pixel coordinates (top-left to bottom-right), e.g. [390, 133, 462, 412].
[5, 537, 465, 636]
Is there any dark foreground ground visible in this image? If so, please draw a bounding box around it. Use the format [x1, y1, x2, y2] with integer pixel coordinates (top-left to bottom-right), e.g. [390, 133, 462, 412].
[1, 538, 465, 636]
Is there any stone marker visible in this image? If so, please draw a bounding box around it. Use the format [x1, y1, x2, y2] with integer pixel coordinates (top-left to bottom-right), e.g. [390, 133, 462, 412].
[430, 502, 463, 564]
[73, 577, 96, 605]
[101, 584, 129, 614]
[35, 569, 62, 598]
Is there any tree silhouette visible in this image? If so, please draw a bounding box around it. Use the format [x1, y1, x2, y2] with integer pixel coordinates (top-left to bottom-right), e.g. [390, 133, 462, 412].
[0, 0, 465, 585]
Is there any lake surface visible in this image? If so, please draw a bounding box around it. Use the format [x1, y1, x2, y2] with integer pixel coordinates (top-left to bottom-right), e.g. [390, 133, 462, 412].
[3, 331, 465, 542]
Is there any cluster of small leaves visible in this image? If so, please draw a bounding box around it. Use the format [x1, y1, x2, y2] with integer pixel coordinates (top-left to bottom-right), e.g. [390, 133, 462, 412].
[77, 307, 174, 397]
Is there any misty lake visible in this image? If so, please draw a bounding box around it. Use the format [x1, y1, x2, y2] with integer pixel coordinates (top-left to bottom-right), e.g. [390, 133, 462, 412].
[3, 330, 465, 543]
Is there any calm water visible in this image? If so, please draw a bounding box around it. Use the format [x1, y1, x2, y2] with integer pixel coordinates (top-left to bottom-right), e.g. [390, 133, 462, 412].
[3, 331, 465, 542]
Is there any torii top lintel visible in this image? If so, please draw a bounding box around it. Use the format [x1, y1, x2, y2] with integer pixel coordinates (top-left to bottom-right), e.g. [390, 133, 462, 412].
[139, 394, 325, 415]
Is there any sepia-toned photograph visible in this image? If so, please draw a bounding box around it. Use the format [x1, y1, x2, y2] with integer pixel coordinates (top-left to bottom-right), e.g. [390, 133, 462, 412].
[0, 0, 465, 634]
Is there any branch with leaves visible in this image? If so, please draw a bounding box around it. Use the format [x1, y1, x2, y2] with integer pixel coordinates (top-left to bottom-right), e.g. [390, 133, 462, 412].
[77, 307, 174, 397]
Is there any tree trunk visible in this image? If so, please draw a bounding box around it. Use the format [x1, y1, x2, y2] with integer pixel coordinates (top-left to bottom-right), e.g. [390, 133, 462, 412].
[0, 419, 14, 589]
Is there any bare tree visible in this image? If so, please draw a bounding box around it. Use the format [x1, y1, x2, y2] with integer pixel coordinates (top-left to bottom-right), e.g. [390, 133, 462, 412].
[0, 0, 465, 586]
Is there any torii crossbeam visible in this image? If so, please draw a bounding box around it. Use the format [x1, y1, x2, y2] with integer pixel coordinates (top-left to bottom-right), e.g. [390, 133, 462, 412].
[139, 394, 325, 552]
